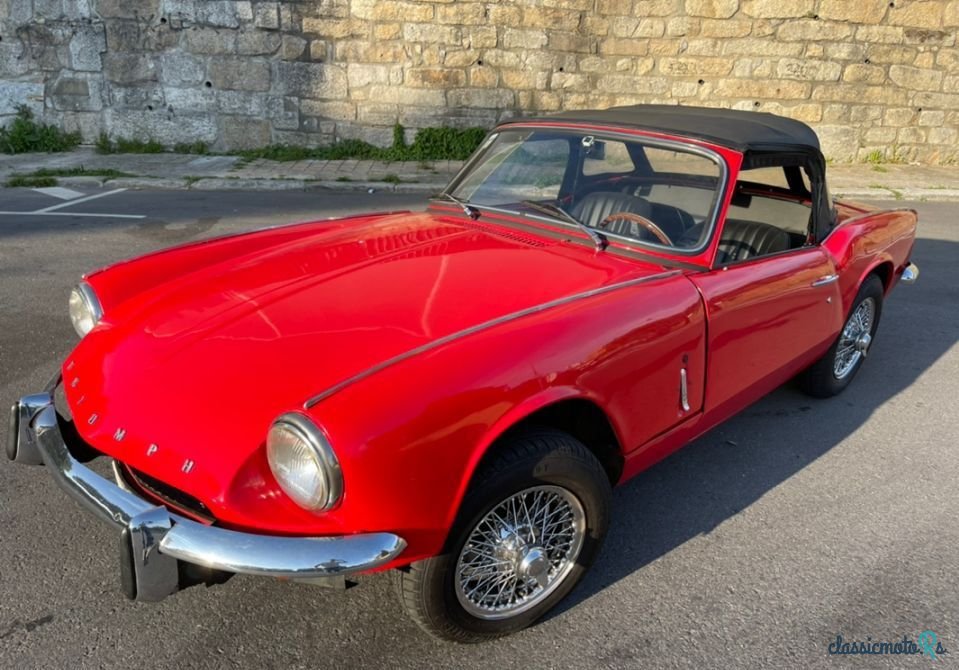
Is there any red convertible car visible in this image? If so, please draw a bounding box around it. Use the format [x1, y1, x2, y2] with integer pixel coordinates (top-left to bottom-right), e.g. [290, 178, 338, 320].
[9, 105, 918, 641]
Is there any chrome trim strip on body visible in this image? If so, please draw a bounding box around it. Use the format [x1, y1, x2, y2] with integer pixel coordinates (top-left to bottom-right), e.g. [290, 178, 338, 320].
[11, 393, 407, 602]
[439, 125, 731, 259]
[304, 270, 682, 408]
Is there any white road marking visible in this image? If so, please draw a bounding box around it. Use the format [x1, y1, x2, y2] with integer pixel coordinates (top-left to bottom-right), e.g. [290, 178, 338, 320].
[33, 186, 85, 201]
[0, 211, 145, 219]
[1, 186, 145, 219]
[34, 188, 128, 213]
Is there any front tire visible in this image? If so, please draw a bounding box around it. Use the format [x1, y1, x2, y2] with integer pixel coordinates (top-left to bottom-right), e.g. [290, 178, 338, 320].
[393, 430, 611, 642]
[799, 274, 884, 398]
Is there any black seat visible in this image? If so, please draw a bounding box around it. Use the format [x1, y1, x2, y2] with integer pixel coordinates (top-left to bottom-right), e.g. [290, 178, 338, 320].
[716, 218, 791, 263]
[571, 192, 652, 235]
[647, 202, 696, 240]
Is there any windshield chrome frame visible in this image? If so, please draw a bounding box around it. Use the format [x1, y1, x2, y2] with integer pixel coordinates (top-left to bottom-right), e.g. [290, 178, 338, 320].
[440, 125, 730, 257]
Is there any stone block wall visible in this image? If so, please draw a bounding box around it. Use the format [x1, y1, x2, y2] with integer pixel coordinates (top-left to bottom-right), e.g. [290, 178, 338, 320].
[1, 0, 958, 162]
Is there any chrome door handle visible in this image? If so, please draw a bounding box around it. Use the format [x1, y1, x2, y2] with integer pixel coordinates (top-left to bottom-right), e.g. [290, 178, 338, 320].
[680, 368, 690, 412]
[811, 274, 838, 287]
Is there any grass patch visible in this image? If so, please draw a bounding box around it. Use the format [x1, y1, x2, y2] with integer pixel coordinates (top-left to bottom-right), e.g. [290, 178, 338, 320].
[95, 132, 112, 154]
[864, 146, 906, 166]
[239, 124, 487, 163]
[869, 184, 904, 200]
[96, 134, 165, 154]
[6, 166, 134, 187]
[0, 107, 81, 154]
[115, 137, 164, 154]
[6, 174, 58, 188]
[173, 141, 210, 155]
[91, 123, 484, 163]
[27, 166, 133, 179]
[382, 173, 402, 184]
[335, 176, 352, 182]
[871, 164, 888, 173]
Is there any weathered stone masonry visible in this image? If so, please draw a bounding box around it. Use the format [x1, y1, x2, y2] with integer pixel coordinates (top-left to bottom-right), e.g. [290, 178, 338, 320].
[1, 0, 958, 163]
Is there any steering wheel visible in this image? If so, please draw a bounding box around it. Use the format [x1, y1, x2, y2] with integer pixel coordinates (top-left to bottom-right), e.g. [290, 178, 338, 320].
[598, 212, 674, 246]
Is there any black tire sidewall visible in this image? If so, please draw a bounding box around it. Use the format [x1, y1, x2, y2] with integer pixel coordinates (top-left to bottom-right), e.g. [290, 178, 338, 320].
[436, 433, 611, 637]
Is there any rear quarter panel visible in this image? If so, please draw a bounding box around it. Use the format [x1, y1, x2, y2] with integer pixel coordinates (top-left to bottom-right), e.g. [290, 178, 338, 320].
[309, 272, 705, 564]
[824, 206, 918, 314]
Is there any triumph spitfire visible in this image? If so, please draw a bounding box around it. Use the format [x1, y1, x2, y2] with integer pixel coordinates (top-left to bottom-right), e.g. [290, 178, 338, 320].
[8, 105, 918, 641]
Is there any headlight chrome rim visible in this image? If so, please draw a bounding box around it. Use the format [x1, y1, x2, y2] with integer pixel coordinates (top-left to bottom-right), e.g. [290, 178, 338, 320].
[68, 281, 103, 338]
[266, 413, 343, 513]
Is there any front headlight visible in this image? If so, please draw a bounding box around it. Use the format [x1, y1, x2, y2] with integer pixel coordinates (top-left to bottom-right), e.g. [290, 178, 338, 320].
[266, 413, 343, 512]
[68, 282, 103, 338]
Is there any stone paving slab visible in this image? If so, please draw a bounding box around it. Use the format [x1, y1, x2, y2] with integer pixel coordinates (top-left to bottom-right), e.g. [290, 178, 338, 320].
[2, 148, 959, 200]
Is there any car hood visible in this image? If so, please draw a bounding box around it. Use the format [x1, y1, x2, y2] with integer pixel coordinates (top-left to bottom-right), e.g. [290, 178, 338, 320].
[63, 210, 660, 515]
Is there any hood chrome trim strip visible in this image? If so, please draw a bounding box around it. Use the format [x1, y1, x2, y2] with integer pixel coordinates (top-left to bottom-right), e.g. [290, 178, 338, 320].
[303, 269, 682, 409]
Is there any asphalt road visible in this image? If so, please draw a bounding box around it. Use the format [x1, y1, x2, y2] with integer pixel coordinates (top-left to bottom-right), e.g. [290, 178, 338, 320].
[1, 187, 956, 669]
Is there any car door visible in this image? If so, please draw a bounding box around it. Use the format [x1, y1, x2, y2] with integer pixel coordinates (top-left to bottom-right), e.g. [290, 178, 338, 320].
[690, 244, 843, 417]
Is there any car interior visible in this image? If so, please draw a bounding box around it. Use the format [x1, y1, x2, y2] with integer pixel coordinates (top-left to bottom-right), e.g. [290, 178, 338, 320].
[455, 130, 819, 264]
[568, 139, 816, 263]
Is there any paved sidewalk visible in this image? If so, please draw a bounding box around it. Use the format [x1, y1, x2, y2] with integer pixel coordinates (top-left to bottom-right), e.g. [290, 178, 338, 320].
[0, 148, 460, 194]
[3, 147, 959, 201]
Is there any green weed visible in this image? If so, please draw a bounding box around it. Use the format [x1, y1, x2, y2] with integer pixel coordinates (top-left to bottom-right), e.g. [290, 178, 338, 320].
[6, 175, 58, 188]
[0, 107, 81, 154]
[239, 124, 487, 163]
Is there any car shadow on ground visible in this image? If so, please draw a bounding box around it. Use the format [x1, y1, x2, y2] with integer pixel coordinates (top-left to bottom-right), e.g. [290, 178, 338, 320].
[546, 234, 954, 621]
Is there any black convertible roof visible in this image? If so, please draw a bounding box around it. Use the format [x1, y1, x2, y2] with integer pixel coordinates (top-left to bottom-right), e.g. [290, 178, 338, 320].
[506, 104, 821, 154]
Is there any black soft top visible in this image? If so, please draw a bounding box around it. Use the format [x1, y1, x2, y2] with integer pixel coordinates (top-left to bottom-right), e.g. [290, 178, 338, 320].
[504, 104, 821, 154]
[499, 103, 835, 241]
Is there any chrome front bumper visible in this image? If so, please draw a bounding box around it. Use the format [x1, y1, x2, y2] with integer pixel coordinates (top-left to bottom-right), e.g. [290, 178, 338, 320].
[7, 380, 406, 602]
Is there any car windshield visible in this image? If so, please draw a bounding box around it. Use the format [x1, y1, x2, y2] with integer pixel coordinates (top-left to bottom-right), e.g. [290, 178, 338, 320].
[448, 129, 724, 251]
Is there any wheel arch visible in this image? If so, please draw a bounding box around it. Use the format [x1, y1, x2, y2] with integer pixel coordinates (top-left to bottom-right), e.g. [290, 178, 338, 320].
[443, 388, 625, 543]
[866, 259, 895, 294]
[841, 255, 894, 314]
[491, 398, 625, 485]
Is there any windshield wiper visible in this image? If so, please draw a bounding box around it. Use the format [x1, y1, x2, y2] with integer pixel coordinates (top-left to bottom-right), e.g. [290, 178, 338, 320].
[432, 192, 480, 220]
[521, 200, 608, 250]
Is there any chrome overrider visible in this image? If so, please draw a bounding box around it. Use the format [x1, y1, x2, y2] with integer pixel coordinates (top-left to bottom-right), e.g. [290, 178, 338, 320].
[901, 262, 919, 285]
[7, 375, 406, 602]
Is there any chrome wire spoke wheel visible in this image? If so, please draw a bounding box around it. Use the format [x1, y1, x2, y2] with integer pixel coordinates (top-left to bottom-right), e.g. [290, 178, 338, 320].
[834, 297, 875, 380]
[454, 485, 586, 620]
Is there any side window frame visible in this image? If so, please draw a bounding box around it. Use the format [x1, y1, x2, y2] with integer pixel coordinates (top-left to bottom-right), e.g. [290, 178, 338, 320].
[739, 148, 831, 244]
[713, 150, 829, 269]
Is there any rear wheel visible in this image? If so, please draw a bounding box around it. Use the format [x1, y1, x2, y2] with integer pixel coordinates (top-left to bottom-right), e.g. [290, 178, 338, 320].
[393, 430, 611, 642]
[799, 274, 884, 398]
